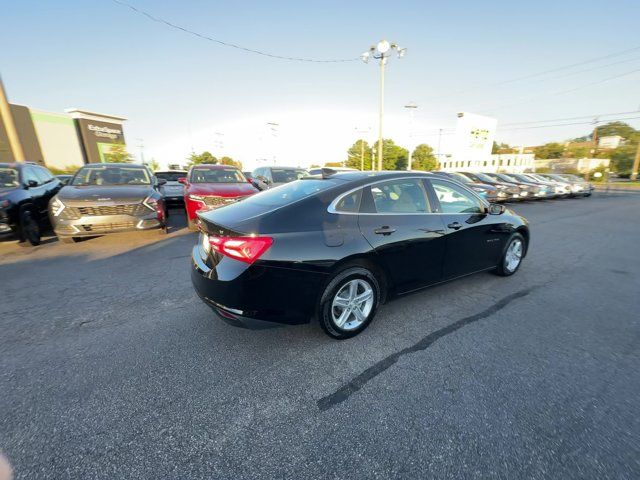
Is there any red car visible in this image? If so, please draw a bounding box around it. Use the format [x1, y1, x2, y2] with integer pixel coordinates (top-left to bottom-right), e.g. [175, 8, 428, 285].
[181, 165, 259, 229]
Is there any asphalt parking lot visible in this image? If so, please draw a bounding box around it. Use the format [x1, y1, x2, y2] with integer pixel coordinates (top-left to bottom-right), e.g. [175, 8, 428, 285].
[1, 193, 639, 479]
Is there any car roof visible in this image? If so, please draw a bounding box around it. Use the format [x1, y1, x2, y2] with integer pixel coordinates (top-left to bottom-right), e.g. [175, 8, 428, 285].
[261, 166, 305, 170]
[308, 170, 435, 183]
[189, 164, 239, 170]
[155, 170, 187, 174]
[80, 163, 147, 168]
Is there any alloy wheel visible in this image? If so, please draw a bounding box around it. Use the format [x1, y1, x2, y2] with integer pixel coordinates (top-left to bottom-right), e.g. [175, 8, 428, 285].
[331, 279, 374, 331]
[505, 238, 523, 272]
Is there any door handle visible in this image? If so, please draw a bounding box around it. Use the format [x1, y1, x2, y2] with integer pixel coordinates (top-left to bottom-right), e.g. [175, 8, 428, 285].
[447, 222, 463, 230]
[374, 226, 396, 235]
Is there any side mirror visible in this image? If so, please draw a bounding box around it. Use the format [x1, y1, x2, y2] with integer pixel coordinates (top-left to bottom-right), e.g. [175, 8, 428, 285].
[27, 180, 38, 188]
[156, 178, 167, 186]
[178, 177, 187, 184]
[488, 204, 505, 215]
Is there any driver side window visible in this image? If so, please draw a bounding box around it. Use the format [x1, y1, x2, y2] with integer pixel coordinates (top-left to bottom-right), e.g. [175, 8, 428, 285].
[430, 179, 483, 214]
[22, 167, 40, 187]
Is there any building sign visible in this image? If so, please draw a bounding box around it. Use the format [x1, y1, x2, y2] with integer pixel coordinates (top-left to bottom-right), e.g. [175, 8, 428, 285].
[454, 112, 497, 163]
[66, 109, 127, 164]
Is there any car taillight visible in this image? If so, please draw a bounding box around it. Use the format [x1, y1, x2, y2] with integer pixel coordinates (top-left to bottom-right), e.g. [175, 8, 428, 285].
[208, 236, 273, 264]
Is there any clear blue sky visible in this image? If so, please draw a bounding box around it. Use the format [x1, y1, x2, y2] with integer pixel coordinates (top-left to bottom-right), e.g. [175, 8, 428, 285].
[2, 0, 639, 167]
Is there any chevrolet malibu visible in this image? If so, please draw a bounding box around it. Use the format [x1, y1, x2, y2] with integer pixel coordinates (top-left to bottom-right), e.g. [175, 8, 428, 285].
[49, 163, 166, 243]
[191, 170, 530, 339]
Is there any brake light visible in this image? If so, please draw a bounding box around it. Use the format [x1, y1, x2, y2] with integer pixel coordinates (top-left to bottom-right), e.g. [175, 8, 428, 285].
[208, 236, 273, 264]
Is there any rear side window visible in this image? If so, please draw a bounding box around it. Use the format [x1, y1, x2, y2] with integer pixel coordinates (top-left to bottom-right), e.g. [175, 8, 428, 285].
[34, 166, 54, 184]
[334, 189, 362, 213]
[271, 169, 308, 183]
[369, 179, 430, 214]
[243, 179, 338, 208]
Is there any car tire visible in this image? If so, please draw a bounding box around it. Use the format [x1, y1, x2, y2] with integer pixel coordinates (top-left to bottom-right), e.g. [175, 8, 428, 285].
[18, 210, 41, 246]
[318, 267, 380, 340]
[494, 232, 526, 277]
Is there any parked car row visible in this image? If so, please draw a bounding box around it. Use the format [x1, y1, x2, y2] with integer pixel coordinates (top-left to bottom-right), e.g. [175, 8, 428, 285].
[431, 171, 593, 202]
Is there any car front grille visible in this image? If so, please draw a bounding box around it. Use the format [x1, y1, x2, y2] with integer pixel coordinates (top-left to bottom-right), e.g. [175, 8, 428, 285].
[80, 222, 137, 232]
[64, 204, 149, 218]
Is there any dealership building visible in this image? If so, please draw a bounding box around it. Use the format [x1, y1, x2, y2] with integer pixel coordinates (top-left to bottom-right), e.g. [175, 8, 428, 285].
[0, 104, 127, 170]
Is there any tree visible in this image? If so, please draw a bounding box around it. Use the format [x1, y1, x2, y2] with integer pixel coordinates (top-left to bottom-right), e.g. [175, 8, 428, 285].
[411, 144, 438, 171]
[610, 145, 637, 176]
[187, 151, 217, 167]
[219, 156, 242, 169]
[534, 142, 565, 159]
[564, 144, 591, 159]
[492, 142, 517, 154]
[596, 121, 639, 141]
[147, 158, 160, 171]
[373, 139, 408, 170]
[104, 144, 133, 163]
[345, 139, 372, 170]
[324, 162, 343, 167]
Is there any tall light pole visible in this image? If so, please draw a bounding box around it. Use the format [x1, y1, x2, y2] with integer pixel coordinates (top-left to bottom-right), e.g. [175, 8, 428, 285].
[362, 40, 407, 171]
[404, 102, 418, 170]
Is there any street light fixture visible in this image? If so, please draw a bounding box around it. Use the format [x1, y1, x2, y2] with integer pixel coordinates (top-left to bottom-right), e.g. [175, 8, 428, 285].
[362, 40, 407, 171]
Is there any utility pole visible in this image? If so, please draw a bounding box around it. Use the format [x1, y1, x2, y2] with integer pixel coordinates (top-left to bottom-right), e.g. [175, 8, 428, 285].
[587, 120, 599, 181]
[631, 142, 640, 181]
[404, 102, 418, 170]
[361, 40, 407, 171]
[0, 75, 25, 162]
[437, 128, 443, 167]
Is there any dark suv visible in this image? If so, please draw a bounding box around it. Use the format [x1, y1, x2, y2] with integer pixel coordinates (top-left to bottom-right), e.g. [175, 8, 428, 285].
[0, 162, 63, 245]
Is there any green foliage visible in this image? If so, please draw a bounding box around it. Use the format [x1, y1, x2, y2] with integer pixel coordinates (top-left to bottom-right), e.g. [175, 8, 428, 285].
[492, 142, 517, 154]
[411, 144, 438, 171]
[187, 151, 218, 167]
[597, 122, 639, 141]
[345, 139, 372, 170]
[104, 144, 133, 163]
[564, 144, 592, 158]
[219, 156, 242, 169]
[534, 142, 565, 159]
[147, 158, 160, 171]
[324, 161, 343, 167]
[609, 145, 637, 175]
[47, 165, 81, 175]
[374, 139, 408, 171]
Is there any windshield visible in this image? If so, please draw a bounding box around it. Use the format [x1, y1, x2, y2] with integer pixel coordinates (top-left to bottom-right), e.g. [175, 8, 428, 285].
[71, 166, 151, 186]
[155, 172, 185, 182]
[190, 168, 245, 183]
[496, 173, 519, 183]
[271, 169, 308, 183]
[0, 167, 20, 188]
[241, 179, 336, 208]
[469, 172, 496, 183]
[449, 172, 473, 183]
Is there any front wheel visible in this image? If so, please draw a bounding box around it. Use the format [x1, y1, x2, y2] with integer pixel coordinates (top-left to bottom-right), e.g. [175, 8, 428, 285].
[494, 233, 525, 276]
[19, 210, 41, 246]
[318, 267, 380, 339]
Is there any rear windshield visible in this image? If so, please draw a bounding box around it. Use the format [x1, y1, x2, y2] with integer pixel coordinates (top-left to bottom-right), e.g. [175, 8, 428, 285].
[71, 166, 151, 186]
[241, 179, 336, 208]
[155, 172, 185, 182]
[0, 167, 19, 188]
[190, 168, 245, 183]
[272, 169, 308, 183]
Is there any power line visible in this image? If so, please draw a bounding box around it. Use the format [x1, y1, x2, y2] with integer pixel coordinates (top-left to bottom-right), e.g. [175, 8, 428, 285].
[109, 0, 359, 63]
[500, 110, 640, 127]
[495, 45, 640, 85]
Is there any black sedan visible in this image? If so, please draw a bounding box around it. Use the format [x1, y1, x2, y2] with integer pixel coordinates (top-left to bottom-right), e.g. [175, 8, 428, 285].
[191, 170, 529, 339]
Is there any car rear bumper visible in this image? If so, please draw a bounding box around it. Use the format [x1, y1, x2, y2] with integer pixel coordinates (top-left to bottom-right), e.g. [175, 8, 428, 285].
[191, 244, 327, 326]
[52, 213, 163, 237]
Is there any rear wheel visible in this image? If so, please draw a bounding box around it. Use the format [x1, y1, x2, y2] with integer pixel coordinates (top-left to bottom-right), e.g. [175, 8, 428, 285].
[318, 267, 380, 339]
[18, 210, 41, 246]
[494, 233, 525, 276]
